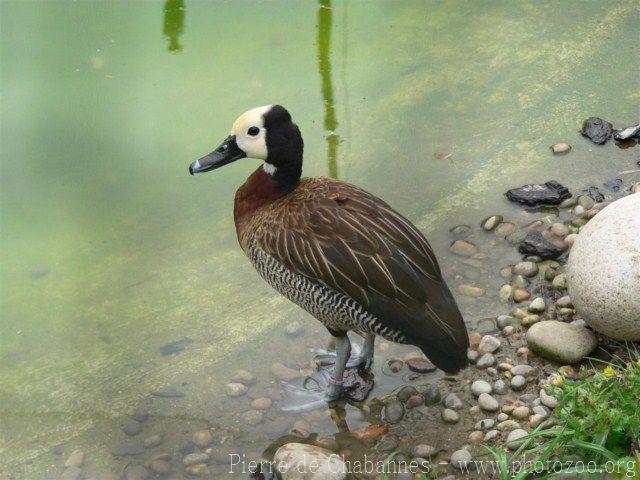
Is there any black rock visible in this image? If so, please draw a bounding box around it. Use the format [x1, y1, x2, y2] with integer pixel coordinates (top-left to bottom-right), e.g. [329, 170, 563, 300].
[518, 231, 564, 259]
[580, 117, 613, 145]
[112, 442, 145, 456]
[613, 123, 640, 141]
[505, 181, 571, 207]
[158, 337, 192, 356]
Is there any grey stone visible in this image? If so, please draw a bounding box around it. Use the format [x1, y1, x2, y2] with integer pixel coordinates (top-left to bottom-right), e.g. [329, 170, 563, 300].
[471, 380, 492, 397]
[510, 365, 534, 377]
[484, 430, 500, 441]
[478, 393, 499, 412]
[442, 408, 460, 424]
[183, 452, 210, 466]
[478, 335, 501, 354]
[450, 449, 472, 469]
[476, 353, 495, 369]
[383, 399, 405, 424]
[506, 429, 529, 450]
[443, 393, 463, 410]
[493, 379, 507, 395]
[513, 261, 539, 278]
[475, 418, 495, 430]
[526, 321, 597, 363]
[510, 375, 527, 391]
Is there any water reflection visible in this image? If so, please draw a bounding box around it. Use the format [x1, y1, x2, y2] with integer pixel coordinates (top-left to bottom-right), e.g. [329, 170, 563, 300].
[317, 0, 339, 178]
[163, 0, 185, 52]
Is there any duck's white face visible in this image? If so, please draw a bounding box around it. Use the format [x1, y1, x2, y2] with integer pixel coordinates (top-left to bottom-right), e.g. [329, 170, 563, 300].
[231, 105, 272, 160]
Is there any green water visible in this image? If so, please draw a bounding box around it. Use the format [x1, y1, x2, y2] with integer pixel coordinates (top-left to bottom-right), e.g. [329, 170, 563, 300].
[1, 0, 638, 477]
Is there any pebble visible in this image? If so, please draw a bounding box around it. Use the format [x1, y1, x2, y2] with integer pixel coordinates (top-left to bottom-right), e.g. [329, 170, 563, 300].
[513, 289, 531, 303]
[512, 406, 531, 419]
[556, 295, 573, 308]
[506, 429, 529, 450]
[550, 142, 571, 154]
[232, 370, 257, 385]
[510, 375, 527, 391]
[450, 449, 472, 469]
[251, 397, 273, 410]
[467, 350, 479, 363]
[64, 450, 84, 468]
[271, 363, 300, 382]
[450, 239, 478, 257]
[406, 394, 424, 409]
[550, 223, 570, 237]
[132, 406, 149, 422]
[510, 365, 534, 377]
[183, 452, 210, 466]
[458, 284, 485, 297]
[564, 233, 579, 247]
[495, 222, 516, 237]
[422, 384, 442, 405]
[484, 430, 500, 441]
[478, 393, 499, 412]
[503, 325, 514, 336]
[533, 405, 549, 416]
[125, 465, 150, 480]
[560, 197, 578, 208]
[450, 224, 471, 238]
[397, 386, 418, 403]
[406, 357, 436, 373]
[529, 414, 546, 428]
[522, 315, 540, 327]
[242, 410, 264, 425]
[476, 353, 495, 369]
[412, 444, 437, 458]
[482, 215, 503, 231]
[441, 408, 460, 424]
[512, 261, 539, 278]
[383, 399, 405, 423]
[540, 389, 559, 409]
[497, 419, 520, 431]
[468, 332, 482, 349]
[471, 380, 492, 397]
[478, 335, 501, 354]
[468, 430, 484, 444]
[149, 460, 171, 475]
[552, 273, 567, 289]
[578, 195, 595, 210]
[185, 464, 208, 477]
[469, 405, 481, 415]
[226, 383, 248, 397]
[499, 284, 513, 302]
[497, 315, 520, 328]
[443, 393, 463, 410]
[493, 379, 507, 395]
[143, 435, 163, 448]
[528, 297, 545, 313]
[476, 418, 495, 430]
[284, 320, 303, 337]
[192, 430, 212, 448]
[122, 419, 142, 437]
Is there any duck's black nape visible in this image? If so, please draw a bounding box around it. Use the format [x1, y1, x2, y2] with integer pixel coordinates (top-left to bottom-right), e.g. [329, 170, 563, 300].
[264, 105, 304, 190]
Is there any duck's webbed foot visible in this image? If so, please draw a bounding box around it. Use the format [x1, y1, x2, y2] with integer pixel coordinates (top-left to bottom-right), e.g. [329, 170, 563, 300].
[280, 335, 373, 412]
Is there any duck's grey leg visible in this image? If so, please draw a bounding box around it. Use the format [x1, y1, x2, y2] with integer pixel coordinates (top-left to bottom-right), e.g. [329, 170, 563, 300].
[359, 333, 375, 372]
[313, 333, 375, 372]
[325, 334, 350, 401]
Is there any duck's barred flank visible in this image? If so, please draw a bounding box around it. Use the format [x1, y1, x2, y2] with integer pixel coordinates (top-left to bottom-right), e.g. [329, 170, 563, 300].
[251, 246, 407, 343]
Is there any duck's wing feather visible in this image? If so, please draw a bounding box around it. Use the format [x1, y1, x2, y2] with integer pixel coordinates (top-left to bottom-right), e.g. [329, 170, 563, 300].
[256, 178, 469, 373]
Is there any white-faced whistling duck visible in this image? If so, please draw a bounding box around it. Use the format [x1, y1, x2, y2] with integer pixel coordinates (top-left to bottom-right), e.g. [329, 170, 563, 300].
[189, 105, 469, 405]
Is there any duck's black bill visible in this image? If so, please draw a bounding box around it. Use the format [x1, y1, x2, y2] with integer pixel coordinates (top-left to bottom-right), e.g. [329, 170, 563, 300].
[189, 135, 246, 175]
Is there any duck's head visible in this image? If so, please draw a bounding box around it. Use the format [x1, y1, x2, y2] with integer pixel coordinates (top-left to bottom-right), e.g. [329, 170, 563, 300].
[189, 105, 303, 186]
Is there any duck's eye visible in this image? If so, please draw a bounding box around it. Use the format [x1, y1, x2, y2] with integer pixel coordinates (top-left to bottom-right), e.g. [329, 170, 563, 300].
[247, 126, 260, 136]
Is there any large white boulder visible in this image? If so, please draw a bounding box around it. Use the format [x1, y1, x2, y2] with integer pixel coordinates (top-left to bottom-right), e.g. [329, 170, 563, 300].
[273, 443, 346, 480]
[567, 193, 640, 341]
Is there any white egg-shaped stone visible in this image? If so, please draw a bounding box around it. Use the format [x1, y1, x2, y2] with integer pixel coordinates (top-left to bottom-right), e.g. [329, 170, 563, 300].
[567, 193, 640, 340]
